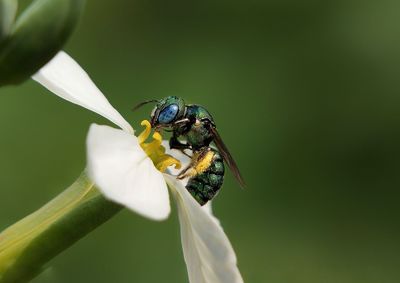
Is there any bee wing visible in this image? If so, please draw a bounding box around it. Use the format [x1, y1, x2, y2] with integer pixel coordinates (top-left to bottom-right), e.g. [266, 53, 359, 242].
[210, 126, 246, 188]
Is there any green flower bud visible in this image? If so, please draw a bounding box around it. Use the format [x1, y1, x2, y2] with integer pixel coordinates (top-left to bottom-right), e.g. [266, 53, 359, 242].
[0, 0, 85, 87]
[0, 0, 17, 43]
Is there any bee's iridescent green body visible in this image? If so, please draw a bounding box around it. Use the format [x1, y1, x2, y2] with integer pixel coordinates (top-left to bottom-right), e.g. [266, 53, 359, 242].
[148, 96, 243, 205]
[173, 104, 215, 150]
[169, 104, 224, 204]
[183, 148, 225, 205]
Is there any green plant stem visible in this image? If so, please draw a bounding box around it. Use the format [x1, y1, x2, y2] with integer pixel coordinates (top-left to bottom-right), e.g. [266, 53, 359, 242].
[0, 171, 122, 283]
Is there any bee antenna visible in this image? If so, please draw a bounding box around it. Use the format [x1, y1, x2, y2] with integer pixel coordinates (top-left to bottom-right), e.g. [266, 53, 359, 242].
[132, 100, 158, 111]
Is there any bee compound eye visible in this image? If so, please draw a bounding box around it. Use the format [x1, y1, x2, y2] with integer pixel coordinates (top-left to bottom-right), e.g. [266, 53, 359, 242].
[158, 104, 179, 124]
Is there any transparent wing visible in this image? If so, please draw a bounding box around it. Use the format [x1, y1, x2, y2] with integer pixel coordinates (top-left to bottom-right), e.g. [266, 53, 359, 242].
[210, 127, 246, 188]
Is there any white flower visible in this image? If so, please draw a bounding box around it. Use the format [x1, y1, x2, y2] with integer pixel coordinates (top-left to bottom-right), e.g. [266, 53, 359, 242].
[32, 51, 244, 283]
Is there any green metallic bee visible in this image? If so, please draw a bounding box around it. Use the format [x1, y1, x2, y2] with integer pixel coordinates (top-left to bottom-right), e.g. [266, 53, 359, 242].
[133, 96, 245, 205]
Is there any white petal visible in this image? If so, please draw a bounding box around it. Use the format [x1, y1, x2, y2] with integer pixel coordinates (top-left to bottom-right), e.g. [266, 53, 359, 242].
[164, 175, 244, 283]
[87, 124, 170, 220]
[32, 51, 133, 133]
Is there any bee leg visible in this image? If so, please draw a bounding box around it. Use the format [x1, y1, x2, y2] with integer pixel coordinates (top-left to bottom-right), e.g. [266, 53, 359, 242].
[177, 148, 211, 180]
[180, 149, 193, 158]
[174, 118, 191, 125]
[177, 164, 197, 180]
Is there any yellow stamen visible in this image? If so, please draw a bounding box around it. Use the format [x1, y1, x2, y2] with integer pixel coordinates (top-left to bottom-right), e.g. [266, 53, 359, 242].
[139, 120, 181, 173]
[138, 120, 152, 144]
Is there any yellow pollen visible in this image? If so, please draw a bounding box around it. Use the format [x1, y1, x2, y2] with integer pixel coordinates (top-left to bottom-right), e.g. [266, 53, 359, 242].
[138, 120, 181, 173]
[193, 150, 214, 174]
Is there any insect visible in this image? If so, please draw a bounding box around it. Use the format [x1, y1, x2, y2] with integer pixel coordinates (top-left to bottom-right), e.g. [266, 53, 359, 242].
[133, 96, 245, 205]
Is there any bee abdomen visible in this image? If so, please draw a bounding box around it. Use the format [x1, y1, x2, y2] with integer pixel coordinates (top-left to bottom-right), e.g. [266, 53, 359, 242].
[186, 150, 224, 205]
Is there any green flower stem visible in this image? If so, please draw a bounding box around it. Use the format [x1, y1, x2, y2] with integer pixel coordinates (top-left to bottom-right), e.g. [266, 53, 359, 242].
[0, 0, 85, 86]
[0, 171, 122, 283]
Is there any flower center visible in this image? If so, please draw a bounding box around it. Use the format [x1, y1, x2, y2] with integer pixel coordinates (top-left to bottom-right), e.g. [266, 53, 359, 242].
[138, 120, 182, 172]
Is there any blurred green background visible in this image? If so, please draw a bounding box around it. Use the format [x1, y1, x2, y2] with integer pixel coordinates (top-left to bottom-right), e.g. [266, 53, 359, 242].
[1, 0, 400, 282]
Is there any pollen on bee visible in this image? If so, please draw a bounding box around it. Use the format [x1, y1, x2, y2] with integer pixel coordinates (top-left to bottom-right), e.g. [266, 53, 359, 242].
[177, 148, 215, 180]
[193, 150, 214, 174]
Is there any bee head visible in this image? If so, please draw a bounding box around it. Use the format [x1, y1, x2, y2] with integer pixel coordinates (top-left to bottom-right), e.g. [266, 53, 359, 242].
[150, 96, 186, 128]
